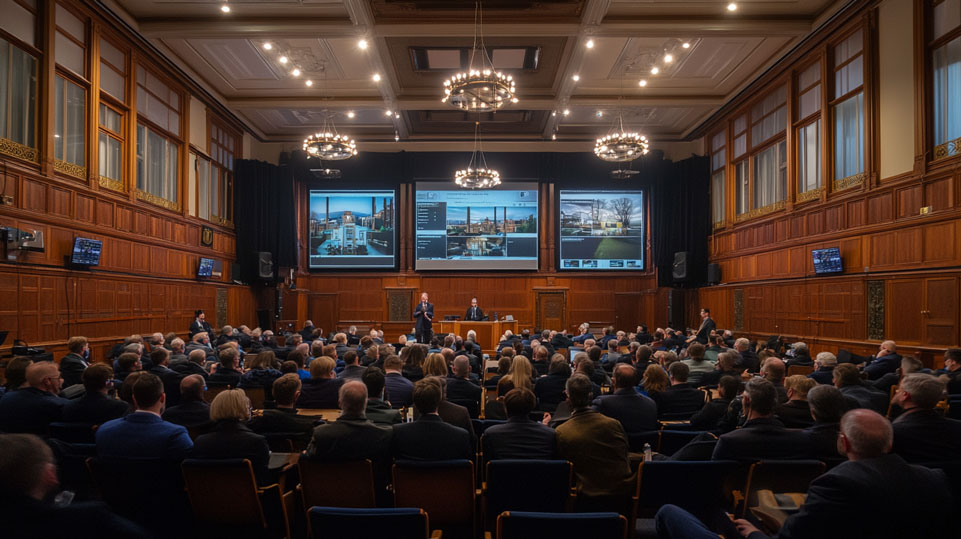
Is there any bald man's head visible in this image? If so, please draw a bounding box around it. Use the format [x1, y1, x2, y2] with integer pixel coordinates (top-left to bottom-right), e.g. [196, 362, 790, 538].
[840, 409, 893, 460]
[26, 362, 61, 395]
[452, 355, 470, 378]
[180, 374, 206, 401]
[338, 381, 368, 417]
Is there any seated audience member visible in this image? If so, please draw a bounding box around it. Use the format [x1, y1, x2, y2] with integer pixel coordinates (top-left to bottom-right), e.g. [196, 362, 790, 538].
[529, 345, 551, 377]
[383, 354, 414, 408]
[760, 357, 789, 404]
[681, 344, 714, 386]
[184, 332, 212, 357]
[2, 356, 31, 394]
[834, 363, 889, 414]
[62, 364, 127, 425]
[862, 339, 902, 380]
[307, 380, 393, 469]
[168, 338, 188, 365]
[712, 377, 811, 461]
[803, 384, 849, 459]
[297, 356, 344, 409]
[446, 355, 481, 405]
[591, 364, 658, 433]
[96, 373, 193, 459]
[776, 375, 817, 428]
[148, 347, 184, 406]
[423, 352, 448, 378]
[640, 363, 669, 399]
[413, 377, 476, 438]
[115, 352, 143, 382]
[239, 350, 282, 398]
[486, 356, 511, 389]
[362, 367, 402, 426]
[0, 362, 67, 435]
[939, 347, 961, 395]
[631, 345, 655, 373]
[690, 375, 740, 431]
[401, 344, 427, 382]
[207, 347, 242, 387]
[498, 355, 535, 396]
[575, 351, 611, 388]
[287, 349, 310, 380]
[699, 351, 740, 387]
[161, 374, 212, 428]
[0, 434, 145, 539]
[704, 335, 726, 363]
[247, 374, 317, 436]
[891, 374, 961, 462]
[191, 389, 271, 484]
[601, 339, 622, 366]
[872, 356, 924, 395]
[59, 336, 90, 388]
[784, 341, 813, 367]
[392, 378, 473, 461]
[171, 349, 209, 380]
[534, 356, 573, 412]
[808, 351, 837, 385]
[657, 409, 952, 539]
[734, 338, 759, 373]
[483, 388, 556, 460]
[652, 362, 706, 419]
[555, 374, 634, 502]
[337, 351, 367, 380]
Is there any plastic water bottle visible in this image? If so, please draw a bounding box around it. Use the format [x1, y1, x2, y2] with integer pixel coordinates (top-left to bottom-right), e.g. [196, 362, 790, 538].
[643, 443, 652, 462]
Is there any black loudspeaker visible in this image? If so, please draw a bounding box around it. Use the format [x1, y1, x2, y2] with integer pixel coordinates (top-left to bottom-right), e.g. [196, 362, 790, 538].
[707, 263, 721, 284]
[257, 309, 271, 331]
[672, 251, 689, 281]
[257, 251, 274, 280]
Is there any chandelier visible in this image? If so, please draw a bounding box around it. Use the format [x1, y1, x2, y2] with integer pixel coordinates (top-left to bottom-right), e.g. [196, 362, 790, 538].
[303, 67, 357, 161]
[594, 130, 649, 162]
[455, 122, 501, 189]
[441, 1, 517, 112]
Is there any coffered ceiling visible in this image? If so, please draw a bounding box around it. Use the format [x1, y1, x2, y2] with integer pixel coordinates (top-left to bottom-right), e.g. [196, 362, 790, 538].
[107, 0, 846, 151]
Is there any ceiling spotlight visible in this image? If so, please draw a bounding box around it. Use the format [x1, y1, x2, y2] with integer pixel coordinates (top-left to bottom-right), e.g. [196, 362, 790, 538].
[651, 67, 660, 75]
[552, 134, 557, 140]
[305, 79, 313, 86]
[664, 54, 673, 63]
[291, 68, 301, 77]
[596, 110, 603, 118]
[385, 110, 392, 116]
[279, 56, 288, 64]
[639, 79, 648, 87]
[585, 39, 594, 49]
[372, 73, 381, 82]
[572, 74, 580, 82]
[552, 111, 557, 117]
[358, 39, 368, 50]
[262, 42, 273, 51]
[563, 109, 570, 116]
[347, 111, 355, 118]
[727, 2, 737, 10]
[220, 3, 230, 13]
[394, 132, 400, 142]
[394, 113, 400, 118]
[682, 42, 691, 49]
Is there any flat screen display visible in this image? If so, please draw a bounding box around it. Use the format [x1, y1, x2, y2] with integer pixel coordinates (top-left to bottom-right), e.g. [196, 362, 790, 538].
[308, 190, 397, 269]
[70, 237, 102, 266]
[197, 257, 215, 278]
[558, 190, 645, 270]
[812, 247, 843, 274]
[415, 183, 539, 270]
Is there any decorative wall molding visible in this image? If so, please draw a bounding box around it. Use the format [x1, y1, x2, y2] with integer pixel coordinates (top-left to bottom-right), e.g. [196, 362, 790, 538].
[866, 279, 884, 340]
[832, 172, 865, 192]
[0, 137, 39, 163]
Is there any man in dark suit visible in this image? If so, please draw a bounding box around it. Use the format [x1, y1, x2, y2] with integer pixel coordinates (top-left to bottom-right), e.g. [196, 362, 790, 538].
[207, 348, 242, 388]
[297, 356, 344, 409]
[392, 378, 473, 461]
[776, 375, 816, 428]
[803, 384, 848, 460]
[446, 356, 481, 411]
[699, 351, 741, 387]
[891, 373, 961, 462]
[592, 364, 658, 433]
[383, 354, 414, 408]
[300, 320, 316, 342]
[306, 380, 392, 459]
[939, 348, 961, 395]
[62, 364, 127, 425]
[247, 374, 318, 436]
[862, 340, 902, 380]
[412, 377, 477, 439]
[688, 308, 715, 345]
[657, 409, 952, 539]
[337, 351, 367, 380]
[712, 377, 812, 461]
[690, 375, 739, 431]
[834, 363, 889, 414]
[59, 336, 90, 388]
[464, 297, 485, 321]
[171, 349, 209, 380]
[361, 367, 402, 426]
[162, 375, 212, 428]
[0, 362, 67, 435]
[413, 292, 434, 344]
[483, 388, 556, 460]
[734, 338, 760, 373]
[534, 357, 572, 412]
[189, 309, 213, 339]
[808, 351, 837, 385]
[96, 373, 193, 459]
[148, 347, 184, 407]
[653, 362, 706, 419]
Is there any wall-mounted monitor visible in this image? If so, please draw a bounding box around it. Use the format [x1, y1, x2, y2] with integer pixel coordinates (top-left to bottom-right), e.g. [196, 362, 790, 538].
[70, 237, 102, 266]
[558, 190, 645, 270]
[197, 257, 215, 278]
[812, 247, 843, 274]
[308, 190, 397, 269]
[414, 183, 539, 270]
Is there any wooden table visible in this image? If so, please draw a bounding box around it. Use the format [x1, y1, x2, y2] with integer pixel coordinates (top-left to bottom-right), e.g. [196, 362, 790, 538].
[295, 408, 342, 421]
[433, 320, 519, 350]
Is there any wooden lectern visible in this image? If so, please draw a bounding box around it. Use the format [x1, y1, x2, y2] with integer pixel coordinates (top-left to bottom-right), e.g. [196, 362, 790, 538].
[433, 320, 519, 351]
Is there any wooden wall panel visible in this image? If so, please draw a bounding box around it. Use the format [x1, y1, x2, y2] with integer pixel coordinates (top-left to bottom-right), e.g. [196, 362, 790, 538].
[896, 185, 922, 219]
[924, 177, 953, 211]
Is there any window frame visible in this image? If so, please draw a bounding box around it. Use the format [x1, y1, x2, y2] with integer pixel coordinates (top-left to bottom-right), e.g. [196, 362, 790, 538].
[96, 30, 130, 193]
[51, 1, 90, 180]
[829, 26, 867, 191]
[710, 128, 728, 228]
[794, 57, 825, 202]
[204, 115, 239, 226]
[0, 3, 41, 165]
[733, 83, 789, 220]
[927, 0, 961, 161]
[134, 61, 185, 212]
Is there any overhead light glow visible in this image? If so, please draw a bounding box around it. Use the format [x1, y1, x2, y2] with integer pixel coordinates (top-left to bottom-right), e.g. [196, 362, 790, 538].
[279, 56, 288, 64]
[664, 54, 673, 63]
[572, 74, 580, 82]
[727, 2, 737, 10]
[651, 66, 659, 75]
[552, 134, 557, 140]
[585, 39, 594, 49]
[291, 68, 301, 77]
[682, 42, 691, 49]
[263, 42, 272, 51]
[395, 134, 400, 142]
[385, 110, 392, 116]
[372, 73, 381, 82]
[358, 39, 368, 50]
[563, 109, 570, 116]
[347, 111, 355, 118]
[220, 4, 230, 13]
[596, 110, 603, 118]
[639, 79, 648, 87]
[305, 79, 313, 86]
[395, 113, 400, 118]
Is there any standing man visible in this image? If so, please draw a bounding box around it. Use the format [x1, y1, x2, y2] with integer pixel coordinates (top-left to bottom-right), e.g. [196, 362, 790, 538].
[189, 309, 213, 339]
[413, 292, 434, 344]
[465, 298, 485, 321]
[687, 308, 715, 345]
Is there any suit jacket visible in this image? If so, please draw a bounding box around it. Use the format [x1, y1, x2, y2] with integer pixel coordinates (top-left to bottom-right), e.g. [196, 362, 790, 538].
[207, 368, 242, 388]
[384, 372, 414, 408]
[413, 301, 434, 331]
[149, 365, 184, 406]
[864, 353, 902, 380]
[776, 400, 815, 428]
[189, 318, 213, 338]
[534, 373, 570, 412]
[695, 317, 716, 344]
[808, 367, 835, 385]
[161, 399, 212, 428]
[465, 306, 485, 321]
[365, 398, 403, 426]
[892, 409, 961, 463]
[62, 392, 128, 425]
[190, 420, 271, 484]
[482, 416, 556, 460]
[739, 348, 760, 372]
[747, 454, 951, 539]
[839, 384, 889, 414]
[308, 414, 393, 463]
[96, 411, 193, 459]
[391, 414, 472, 461]
[689, 397, 733, 431]
[239, 368, 283, 398]
[0, 387, 67, 435]
[297, 377, 344, 409]
[1, 495, 145, 539]
[551, 333, 574, 349]
[337, 364, 367, 380]
[555, 409, 634, 497]
[59, 353, 89, 387]
[803, 422, 841, 460]
[446, 376, 482, 405]
[699, 369, 740, 388]
[247, 407, 317, 437]
[652, 383, 706, 419]
[591, 388, 659, 433]
[711, 417, 812, 461]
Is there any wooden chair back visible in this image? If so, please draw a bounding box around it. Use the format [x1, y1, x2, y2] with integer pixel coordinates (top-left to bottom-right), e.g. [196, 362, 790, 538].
[181, 458, 267, 528]
[244, 386, 266, 409]
[393, 459, 475, 536]
[299, 458, 377, 509]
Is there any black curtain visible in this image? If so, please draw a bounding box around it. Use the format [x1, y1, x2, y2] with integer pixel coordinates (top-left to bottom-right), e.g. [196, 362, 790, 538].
[234, 159, 297, 283]
[652, 155, 711, 287]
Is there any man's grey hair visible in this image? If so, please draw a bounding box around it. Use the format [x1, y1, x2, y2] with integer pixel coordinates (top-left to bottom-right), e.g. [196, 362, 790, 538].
[900, 374, 946, 410]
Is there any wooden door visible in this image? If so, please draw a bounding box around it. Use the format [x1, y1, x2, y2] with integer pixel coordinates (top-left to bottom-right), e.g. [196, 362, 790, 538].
[924, 277, 958, 346]
[886, 279, 923, 344]
[307, 293, 338, 337]
[535, 291, 566, 331]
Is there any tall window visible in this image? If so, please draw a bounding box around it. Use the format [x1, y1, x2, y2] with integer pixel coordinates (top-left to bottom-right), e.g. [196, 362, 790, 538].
[0, 0, 39, 162]
[136, 66, 181, 208]
[207, 121, 236, 224]
[832, 29, 865, 186]
[710, 130, 726, 225]
[53, 3, 88, 178]
[98, 36, 127, 190]
[796, 61, 822, 197]
[931, 0, 961, 158]
[733, 114, 749, 214]
[749, 86, 787, 209]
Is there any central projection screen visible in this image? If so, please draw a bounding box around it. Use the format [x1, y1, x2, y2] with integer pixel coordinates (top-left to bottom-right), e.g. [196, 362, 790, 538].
[308, 190, 397, 269]
[415, 183, 539, 270]
[558, 190, 645, 270]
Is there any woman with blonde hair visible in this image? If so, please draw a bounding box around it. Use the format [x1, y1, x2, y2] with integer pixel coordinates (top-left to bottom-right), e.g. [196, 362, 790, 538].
[641, 364, 669, 398]
[497, 355, 535, 396]
[423, 352, 449, 378]
[190, 389, 271, 484]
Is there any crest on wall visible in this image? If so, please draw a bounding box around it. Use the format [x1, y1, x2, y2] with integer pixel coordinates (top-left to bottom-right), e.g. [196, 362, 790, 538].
[201, 226, 214, 248]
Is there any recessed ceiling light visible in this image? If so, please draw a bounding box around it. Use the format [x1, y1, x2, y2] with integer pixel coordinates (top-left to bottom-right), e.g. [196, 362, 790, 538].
[291, 68, 301, 77]
[305, 79, 313, 86]
[358, 39, 368, 50]
[347, 111, 355, 118]
[664, 54, 673, 63]
[682, 42, 691, 49]
[372, 73, 381, 82]
[639, 79, 648, 87]
[572, 74, 580, 81]
[385, 110, 392, 116]
[511, 97, 519, 103]
[727, 2, 737, 10]
[585, 39, 594, 49]
[263, 42, 272, 51]
[220, 4, 230, 13]
[552, 134, 557, 140]
[279, 56, 288, 64]
[562, 109, 570, 116]
[552, 111, 557, 117]
[651, 67, 660, 75]
[395, 133, 400, 142]
[394, 113, 400, 118]
[596, 110, 603, 118]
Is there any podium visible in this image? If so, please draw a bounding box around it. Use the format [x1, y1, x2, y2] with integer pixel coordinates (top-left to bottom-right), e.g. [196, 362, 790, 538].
[433, 320, 519, 351]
